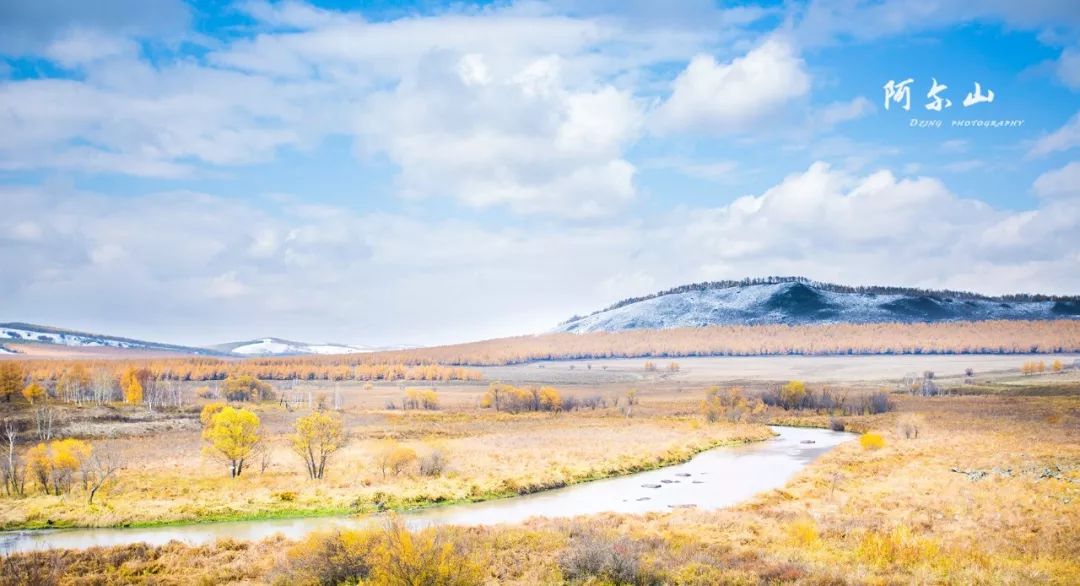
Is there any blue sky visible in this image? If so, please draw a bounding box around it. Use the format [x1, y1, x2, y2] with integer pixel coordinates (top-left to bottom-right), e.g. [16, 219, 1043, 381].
[1, 0, 1078, 346]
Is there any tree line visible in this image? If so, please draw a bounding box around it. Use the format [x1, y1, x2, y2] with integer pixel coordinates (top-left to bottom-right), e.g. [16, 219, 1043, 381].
[352, 320, 1080, 366]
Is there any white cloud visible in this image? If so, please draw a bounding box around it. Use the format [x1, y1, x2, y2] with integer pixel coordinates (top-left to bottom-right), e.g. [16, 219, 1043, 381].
[43, 28, 139, 67]
[790, 0, 1080, 47]
[1033, 161, 1080, 198]
[0, 0, 190, 54]
[1028, 111, 1080, 157]
[646, 157, 739, 182]
[355, 53, 643, 216]
[1056, 47, 1080, 90]
[652, 39, 810, 135]
[814, 96, 873, 129]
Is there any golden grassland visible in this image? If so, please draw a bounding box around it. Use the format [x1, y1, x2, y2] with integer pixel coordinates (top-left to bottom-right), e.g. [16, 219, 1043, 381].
[0, 407, 770, 530]
[2, 372, 1079, 585]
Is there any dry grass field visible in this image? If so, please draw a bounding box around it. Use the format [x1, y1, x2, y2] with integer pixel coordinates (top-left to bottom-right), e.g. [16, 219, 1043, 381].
[1, 356, 1078, 584]
[0, 395, 770, 530]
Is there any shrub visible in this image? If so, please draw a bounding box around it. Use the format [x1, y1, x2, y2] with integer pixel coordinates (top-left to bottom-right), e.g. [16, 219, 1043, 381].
[419, 449, 446, 477]
[375, 441, 418, 478]
[277, 530, 375, 585]
[222, 375, 274, 402]
[403, 388, 439, 410]
[865, 391, 894, 414]
[829, 417, 846, 432]
[369, 518, 482, 586]
[558, 533, 656, 585]
[856, 525, 942, 569]
[898, 415, 923, 439]
[702, 386, 765, 423]
[859, 432, 885, 450]
[779, 380, 807, 409]
[786, 518, 820, 547]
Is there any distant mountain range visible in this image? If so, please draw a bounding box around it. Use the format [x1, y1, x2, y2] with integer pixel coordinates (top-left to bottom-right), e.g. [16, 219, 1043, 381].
[4, 278, 1078, 357]
[208, 338, 378, 356]
[0, 324, 407, 357]
[557, 277, 1080, 333]
[0, 323, 221, 356]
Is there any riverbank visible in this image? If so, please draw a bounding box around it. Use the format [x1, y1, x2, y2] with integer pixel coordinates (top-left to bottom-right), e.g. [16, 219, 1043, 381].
[4, 392, 1076, 584]
[1, 427, 848, 553]
[0, 411, 772, 531]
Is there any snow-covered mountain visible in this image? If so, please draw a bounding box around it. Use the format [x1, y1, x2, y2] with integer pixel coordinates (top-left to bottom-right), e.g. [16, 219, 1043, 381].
[0, 323, 220, 355]
[557, 278, 1080, 333]
[210, 338, 378, 356]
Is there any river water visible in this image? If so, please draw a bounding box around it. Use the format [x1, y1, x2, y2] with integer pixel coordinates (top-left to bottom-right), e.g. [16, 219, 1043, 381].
[0, 426, 852, 554]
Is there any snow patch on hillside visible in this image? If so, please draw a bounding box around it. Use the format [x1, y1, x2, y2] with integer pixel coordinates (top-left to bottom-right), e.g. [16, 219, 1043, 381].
[2, 326, 137, 349]
[558, 282, 1073, 333]
[229, 338, 370, 356]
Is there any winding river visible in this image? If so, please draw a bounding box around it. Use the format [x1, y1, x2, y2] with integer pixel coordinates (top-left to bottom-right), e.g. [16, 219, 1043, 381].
[0, 426, 852, 554]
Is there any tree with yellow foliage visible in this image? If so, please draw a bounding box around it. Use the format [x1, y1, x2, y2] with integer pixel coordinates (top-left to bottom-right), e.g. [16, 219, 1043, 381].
[403, 388, 439, 410]
[21, 382, 45, 405]
[375, 440, 417, 478]
[26, 438, 92, 495]
[538, 387, 562, 412]
[203, 407, 261, 478]
[291, 411, 346, 480]
[200, 401, 227, 428]
[780, 380, 807, 409]
[120, 366, 143, 405]
[0, 362, 23, 403]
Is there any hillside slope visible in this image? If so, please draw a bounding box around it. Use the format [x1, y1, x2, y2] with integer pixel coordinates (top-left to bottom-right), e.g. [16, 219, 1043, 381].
[0, 323, 220, 356]
[558, 278, 1080, 333]
[209, 338, 373, 356]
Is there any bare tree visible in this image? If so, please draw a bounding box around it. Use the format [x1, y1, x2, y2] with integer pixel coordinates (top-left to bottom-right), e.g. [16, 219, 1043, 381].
[86, 449, 124, 505]
[2, 418, 25, 496]
[92, 367, 116, 404]
[34, 404, 56, 441]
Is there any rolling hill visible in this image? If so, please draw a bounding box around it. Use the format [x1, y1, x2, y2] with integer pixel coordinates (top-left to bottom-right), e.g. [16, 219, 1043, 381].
[557, 277, 1080, 333]
[208, 338, 375, 356]
[0, 323, 222, 356]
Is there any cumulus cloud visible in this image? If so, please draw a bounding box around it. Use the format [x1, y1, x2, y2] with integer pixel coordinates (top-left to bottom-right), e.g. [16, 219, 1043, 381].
[0, 2, 707, 215]
[356, 53, 643, 216]
[652, 39, 810, 135]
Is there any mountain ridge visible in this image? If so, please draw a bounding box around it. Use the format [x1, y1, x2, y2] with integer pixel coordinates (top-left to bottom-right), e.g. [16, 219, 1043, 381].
[558, 277, 1080, 333]
[208, 337, 376, 356]
[0, 322, 224, 356]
